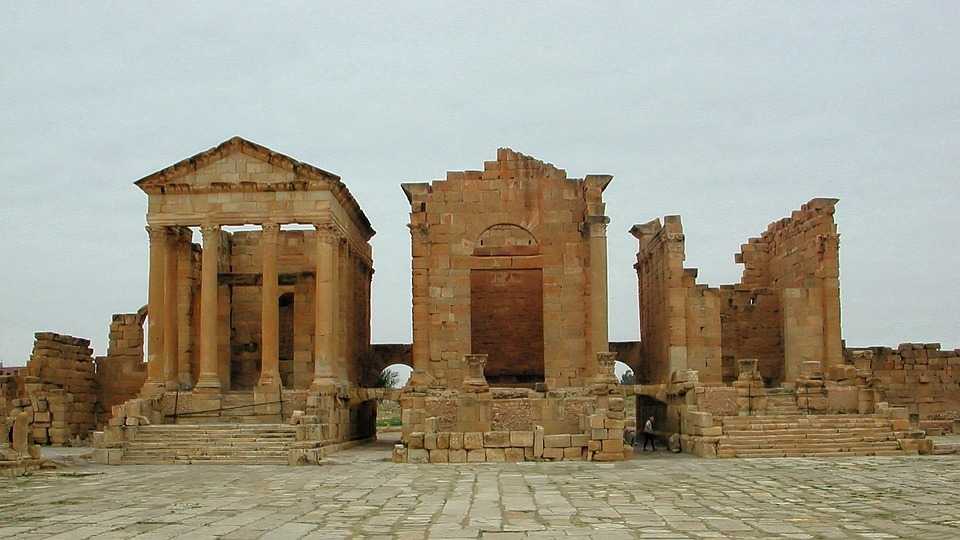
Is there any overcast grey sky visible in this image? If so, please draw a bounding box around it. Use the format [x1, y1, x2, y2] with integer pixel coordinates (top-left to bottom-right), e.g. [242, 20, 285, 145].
[1, 2, 958, 366]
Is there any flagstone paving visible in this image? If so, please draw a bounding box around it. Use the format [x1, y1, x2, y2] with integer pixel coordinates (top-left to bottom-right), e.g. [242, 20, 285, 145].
[2, 440, 959, 539]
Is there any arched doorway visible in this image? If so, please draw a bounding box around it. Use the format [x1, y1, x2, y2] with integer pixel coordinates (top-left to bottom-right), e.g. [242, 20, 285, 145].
[469, 224, 544, 386]
[375, 364, 410, 443]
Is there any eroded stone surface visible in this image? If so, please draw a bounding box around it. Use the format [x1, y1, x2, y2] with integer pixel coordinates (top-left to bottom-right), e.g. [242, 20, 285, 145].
[2, 441, 960, 539]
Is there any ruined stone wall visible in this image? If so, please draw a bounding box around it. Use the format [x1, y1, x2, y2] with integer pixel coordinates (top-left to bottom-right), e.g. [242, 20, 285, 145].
[718, 288, 783, 384]
[633, 199, 841, 387]
[731, 198, 842, 382]
[0, 375, 17, 420]
[23, 333, 97, 443]
[94, 312, 148, 416]
[630, 216, 722, 385]
[404, 148, 611, 389]
[848, 344, 960, 434]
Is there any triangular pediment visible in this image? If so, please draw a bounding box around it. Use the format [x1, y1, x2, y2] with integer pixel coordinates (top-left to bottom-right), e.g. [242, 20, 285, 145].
[135, 136, 340, 192]
[135, 136, 375, 238]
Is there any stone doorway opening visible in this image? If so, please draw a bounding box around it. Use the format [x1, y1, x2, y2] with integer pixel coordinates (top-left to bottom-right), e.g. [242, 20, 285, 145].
[469, 268, 545, 387]
[374, 364, 409, 443]
[278, 292, 295, 387]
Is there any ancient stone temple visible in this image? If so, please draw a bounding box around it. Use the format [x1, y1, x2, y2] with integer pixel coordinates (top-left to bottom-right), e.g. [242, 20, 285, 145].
[392, 149, 629, 463]
[91, 137, 384, 464]
[628, 199, 935, 458]
[630, 198, 842, 386]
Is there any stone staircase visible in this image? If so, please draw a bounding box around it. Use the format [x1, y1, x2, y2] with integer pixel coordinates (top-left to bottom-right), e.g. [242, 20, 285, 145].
[933, 439, 960, 455]
[763, 388, 801, 415]
[169, 391, 288, 425]
[120, 424, 298, 464]
[717, 415, 911, 458]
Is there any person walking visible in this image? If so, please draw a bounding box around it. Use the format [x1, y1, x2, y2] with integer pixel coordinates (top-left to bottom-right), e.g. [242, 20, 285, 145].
[642, 415, 656, 451]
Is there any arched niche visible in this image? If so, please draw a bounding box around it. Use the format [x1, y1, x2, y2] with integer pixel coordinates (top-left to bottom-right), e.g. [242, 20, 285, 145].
[474, 224, 539, 257]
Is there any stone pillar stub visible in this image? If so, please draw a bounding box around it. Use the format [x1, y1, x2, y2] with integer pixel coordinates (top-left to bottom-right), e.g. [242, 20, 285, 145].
[462, 354, 489, 393]
[195, 223, 222, 395]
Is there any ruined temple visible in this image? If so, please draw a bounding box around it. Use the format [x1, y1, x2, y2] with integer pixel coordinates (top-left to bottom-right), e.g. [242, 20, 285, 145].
[3, 142, 958, 470]
[391, 148, 629, 463]
[88, 137, 385, 464]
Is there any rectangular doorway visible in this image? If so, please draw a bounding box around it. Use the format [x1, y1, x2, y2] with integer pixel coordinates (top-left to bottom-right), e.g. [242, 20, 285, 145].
[470, 268, 544, 385]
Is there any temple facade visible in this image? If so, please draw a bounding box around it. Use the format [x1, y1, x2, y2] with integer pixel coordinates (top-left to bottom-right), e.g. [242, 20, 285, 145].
[392, 149, 631, 464]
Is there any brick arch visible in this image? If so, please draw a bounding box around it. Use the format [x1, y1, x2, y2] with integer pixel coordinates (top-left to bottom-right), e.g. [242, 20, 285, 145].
[362, 344, 413, 387]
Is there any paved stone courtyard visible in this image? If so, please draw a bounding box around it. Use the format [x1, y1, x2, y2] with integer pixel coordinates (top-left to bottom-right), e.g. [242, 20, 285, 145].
[2, 441, 959, 540]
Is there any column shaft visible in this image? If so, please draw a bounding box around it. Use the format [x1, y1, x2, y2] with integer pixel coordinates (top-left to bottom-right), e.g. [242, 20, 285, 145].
[259, 223, 280, 388]
[196, 224, 222, 392]
[143, 226, 167, 395]
[312, 224, 339, 387]
[589, 220, 610, 358]
[162, 228, 179, 389]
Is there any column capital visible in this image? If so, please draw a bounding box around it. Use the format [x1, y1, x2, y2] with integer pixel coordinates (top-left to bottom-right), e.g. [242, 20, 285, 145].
[262, 222, 281, 234]
[584, 216, 610, 238]
[200, 223, 220, 237]
[146, 225, 169, 242]
[314, 223, 341, 244]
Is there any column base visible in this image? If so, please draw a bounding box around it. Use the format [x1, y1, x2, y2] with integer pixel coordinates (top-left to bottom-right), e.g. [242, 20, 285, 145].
[254, 383, 283, 417]
[140, 381, 166, 399]
[177, 374, 194, 390]
[193, 374, 222, 396]
[311, 377, 342, 395]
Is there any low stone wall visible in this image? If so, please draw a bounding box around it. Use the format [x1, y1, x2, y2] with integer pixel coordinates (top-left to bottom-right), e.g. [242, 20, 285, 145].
[394, 387, 629, 463]
[848, 343, 960, 434]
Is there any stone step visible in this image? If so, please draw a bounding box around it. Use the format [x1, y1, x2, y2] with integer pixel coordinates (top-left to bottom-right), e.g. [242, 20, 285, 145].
[722, 417, 887, 424]
[933, 443, 960, 455]
[123, 450, 290, 458]
[721, 414, 884, 421]
[723, 429, 892, 436]
[126, 440, 301, 447]
[720, 439, 901, 450]
[120, 423, 298, 465]
[719, 448, 909, 458]
[134, 433, 296, 440]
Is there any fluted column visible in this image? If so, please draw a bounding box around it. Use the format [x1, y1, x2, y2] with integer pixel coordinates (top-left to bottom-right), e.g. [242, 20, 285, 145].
[588, 217, 610, 360]
[312, 224, 339, 388]
[163, 227, 180, 390]
[258, 222, 280, 389]
[195, 223, 222, 393]
[142, 225, 167, 396]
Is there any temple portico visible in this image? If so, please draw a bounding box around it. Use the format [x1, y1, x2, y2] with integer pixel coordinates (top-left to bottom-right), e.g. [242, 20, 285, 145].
[105, 136, 379, 450]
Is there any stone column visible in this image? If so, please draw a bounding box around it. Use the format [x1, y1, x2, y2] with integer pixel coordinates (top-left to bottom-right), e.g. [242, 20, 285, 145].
[588, 217, 610, 359]
[408, 224, 432, 388]
[312, 224, 339, 388]
[162, 228, 179, 390]
[142, 225, 167, 396]
[195, 223, 222, 394]
[258, 222, 280, 389]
